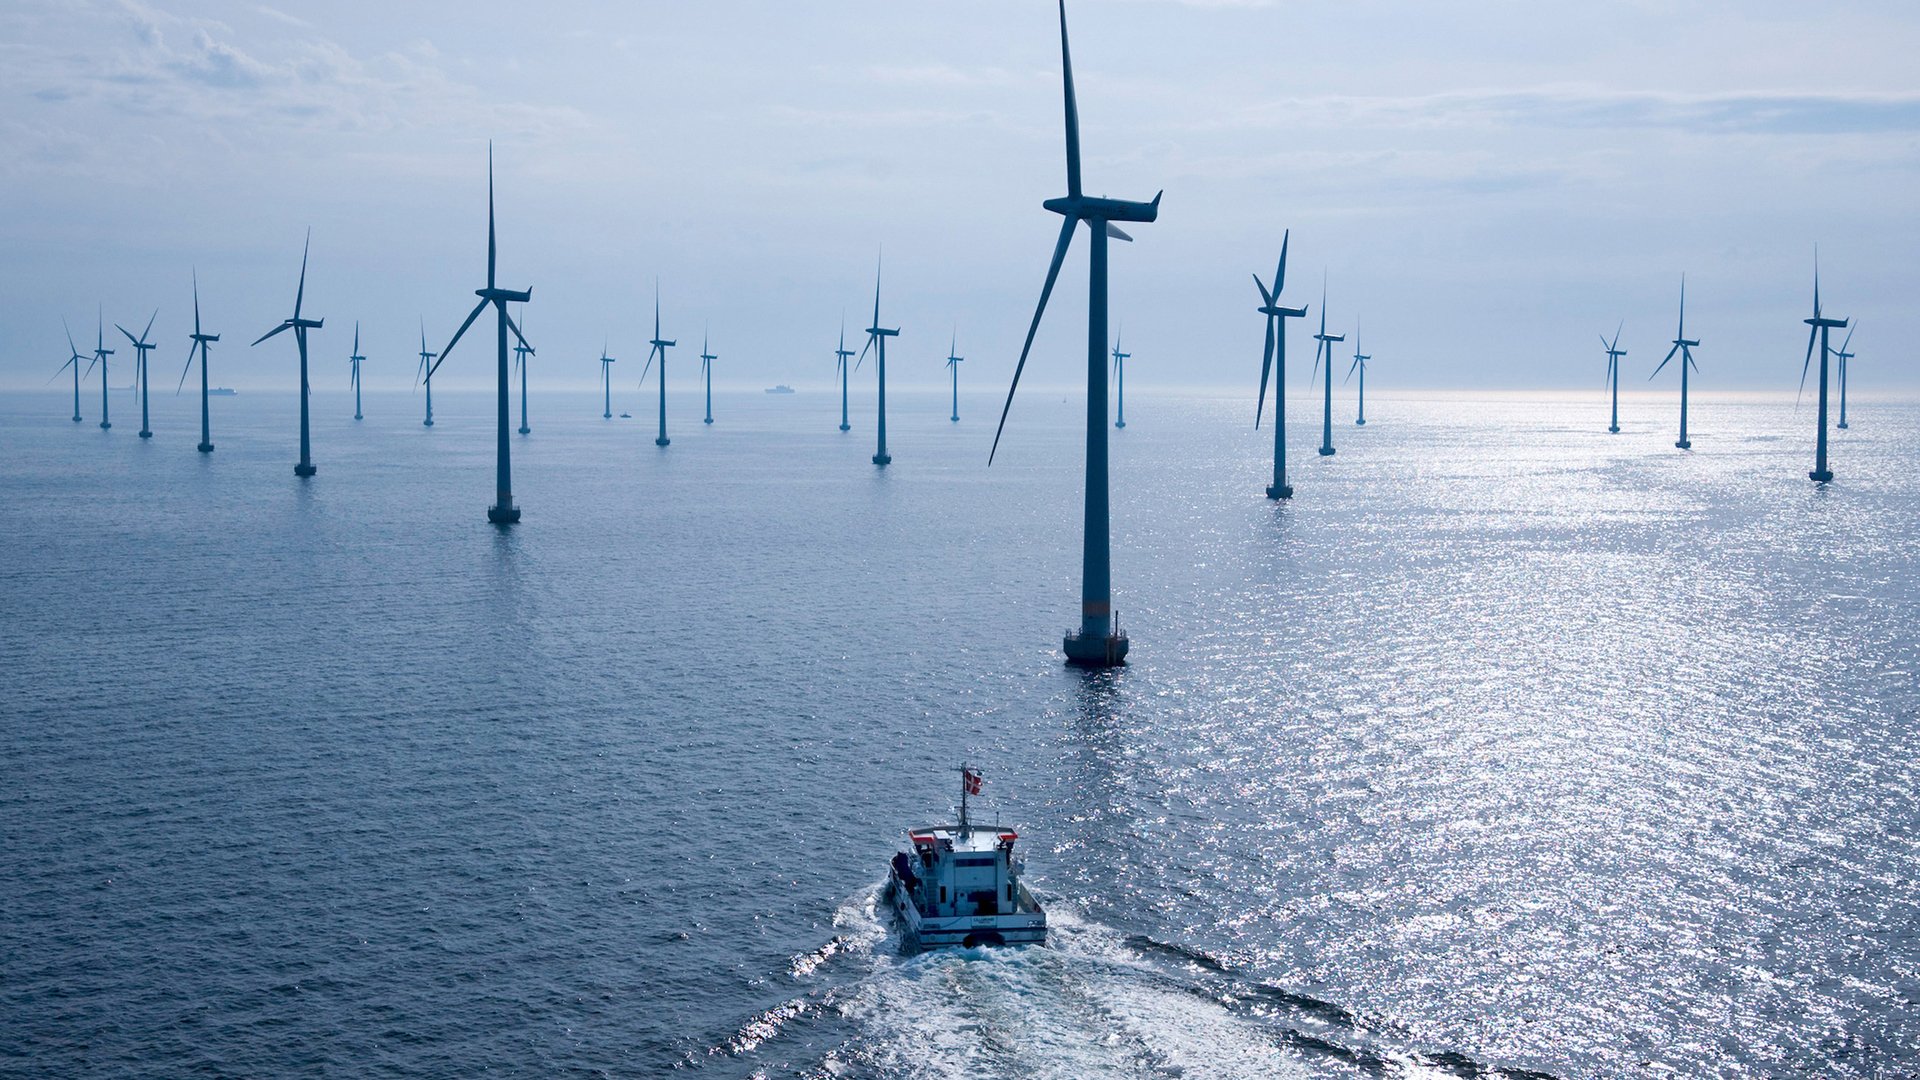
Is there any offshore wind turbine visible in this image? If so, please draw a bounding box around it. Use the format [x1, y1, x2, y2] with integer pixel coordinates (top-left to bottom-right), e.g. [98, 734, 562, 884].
[250, 230, 323, 476]
[117, 310, 158, 438]
[416, 321, 437, 427]
[430, 145, 535, 524]
[1110, 329, 1128, 428]
[858, 254, 898, 466]
[700, 330, 716, 425]
[176, 272, 219, 452]
[55, 318, 85, 422]
[599, 343, 616, 418]
[834, 319, 855, 431]
[1600, 322, 1626, 433]
[1648, 275, 1699, 451]
[1309, 282, 1344, 456]
[945, 331, 964, 422]
[1346, 319, 1370, 426]
[88, 310, 114, 429]
[514, 308, 533, 434]
[1253, 231, 1308, 499]
[990, 0, 1161, 666]
[348, 322, 365, 421]
[638, 282, 674, 447]
[1834, 326, 1855, 430]
[1799, 253, 1847, 483]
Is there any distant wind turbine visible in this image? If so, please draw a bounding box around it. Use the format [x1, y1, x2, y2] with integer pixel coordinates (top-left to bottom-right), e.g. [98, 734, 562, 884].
[1600, 322, 1626, 434]
[416, 321, 437, 427]
[946, 331, 964, 423]
[514, 308, 533, 434]
[348, 321, 365, 421]
[1110, 329, 1128, 429]
[117, 310, 158, 439]
[88, 309, 114, 430]
[176, 272, 219, 452]
[990, 0, 1160, 666]
[1834, 325, 1855, 430]
[598, 342, 616, 419]
[1308, 281, 1344, 457]
[700, 330, 716, 425]
[1798, 252, 1847, 483]
[250, 230, 323, 476]
[429, 144, 535, 524]
[1346, 319, 1370, 427]
[1648, 275, 1699, 451]
[54, 317, 85, 423]
[834, 319, 855, 432]
[1253, 231, 1308, 500]
[639, 281, 674, 447]
[857, 254, 897, 466]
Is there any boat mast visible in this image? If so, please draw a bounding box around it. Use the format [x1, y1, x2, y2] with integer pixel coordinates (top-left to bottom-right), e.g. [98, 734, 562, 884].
[959, 764, 971, 834]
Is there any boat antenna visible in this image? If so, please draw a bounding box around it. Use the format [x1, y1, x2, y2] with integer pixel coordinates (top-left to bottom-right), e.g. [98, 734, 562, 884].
[959, 763, 977, 834]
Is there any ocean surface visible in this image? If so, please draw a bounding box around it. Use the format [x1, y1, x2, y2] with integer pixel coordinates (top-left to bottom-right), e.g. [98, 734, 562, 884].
[2, 383, 1916, 1079]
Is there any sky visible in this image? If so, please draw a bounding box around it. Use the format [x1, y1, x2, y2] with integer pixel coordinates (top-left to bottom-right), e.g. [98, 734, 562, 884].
[2, 0, 1916, 394]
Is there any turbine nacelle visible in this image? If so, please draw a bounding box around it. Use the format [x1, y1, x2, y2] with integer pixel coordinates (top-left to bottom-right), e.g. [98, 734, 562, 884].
[194, 334, 222, 344]
[1260, 304, 1308, 319]
[1804, 315, 1847, 330]
[480, 286, 532, 304]
[1043, 192, 1162, 224]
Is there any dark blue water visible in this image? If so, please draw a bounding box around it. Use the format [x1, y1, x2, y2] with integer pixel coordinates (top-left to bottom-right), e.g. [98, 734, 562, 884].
[3, 385, 1917, 1078]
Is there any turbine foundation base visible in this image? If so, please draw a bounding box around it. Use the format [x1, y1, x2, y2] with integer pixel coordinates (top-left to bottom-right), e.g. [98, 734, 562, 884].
[1115, 420, 1125, 429]
[1838, 422, 1849, 430]
[197, 442, 214, 453]
[839, 423, 850, 432]
[1675, 440, 1691, 450]
[424, 420, 434, 427]
[1318, 446, 1335, 456]
[518, 426, 530, 435]
[872, 453, 891, 466]
[1809, 469, 1833, 483]
[100, 422, 111, 430]
[488, 503, 521, 524]
[1266, 484, 1294, 500]
[655, 437, 671, 447]
[1356, 419, 1366, 426]
[1064, 629, 1129, 667]
[704, 418, 713, 425]
[294, 463, 317, 477]
[1609, 425, 1620, 434]
[139, 431, 152, 439]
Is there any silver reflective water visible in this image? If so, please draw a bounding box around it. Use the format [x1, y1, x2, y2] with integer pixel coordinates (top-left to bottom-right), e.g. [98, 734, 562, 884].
[2, 388, 1916, 1078]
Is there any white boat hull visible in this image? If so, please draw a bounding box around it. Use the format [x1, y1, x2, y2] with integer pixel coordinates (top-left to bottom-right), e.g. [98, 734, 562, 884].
[887, 873, 1046, 950]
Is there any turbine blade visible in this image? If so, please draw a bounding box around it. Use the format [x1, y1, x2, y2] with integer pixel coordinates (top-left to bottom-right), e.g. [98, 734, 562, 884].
[294, 228, 311, 320]
[990, 215, 1077, 465]
[1648, 342, 1679, 379]
[1252, 272, 1272, 308]
[855, 334, 872, 373]
[1255, 314, 1274, 429]
[251, 321, 292, 347]
[638, 343, 658, 387]
[64, 316, 80, 361]
[176, 344, 197, 394]
[352, 321, 359, 356]
[1796, 325, 1818, 406]
[1345, 355, 1360, 384]
[116, 324, 137, 346]
[141, 308, 158, 342]
[1105, 222, 1133, 242]
[193, 269, 202, 336]
[487, 142, 497, 290]
[1275, 229, 1290, 291]
[430, 298, 489, 379]
[505, 310, 533, 353]
[1058, 0, 1081, 198]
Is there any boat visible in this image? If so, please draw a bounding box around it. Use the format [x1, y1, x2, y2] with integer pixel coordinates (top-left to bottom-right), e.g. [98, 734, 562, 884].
[764, 385, 795, 394]
[886, 766, 1046, 950]
[208, 387, 237, 396]
[619, 411, 631, 418]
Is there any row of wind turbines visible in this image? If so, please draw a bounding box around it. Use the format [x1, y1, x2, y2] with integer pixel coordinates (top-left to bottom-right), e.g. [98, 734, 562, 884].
[40, 0, 1869, 669]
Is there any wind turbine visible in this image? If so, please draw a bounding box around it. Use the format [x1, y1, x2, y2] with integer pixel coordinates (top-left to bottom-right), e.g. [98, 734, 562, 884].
[1253, 231, 1308, 500]
[598, 342, 616, 419]
[176, 272, 218, 452]
[990, 0, 1161, 666]
[416, 321, 437, 427]
[348, 321, 365, 421]
[1309, 281, 1344, 456]
[1110, 329, 1128, 429]
[638, 282, 674, 447]
[1648, 275, 1699, 451]
[858, 254, 898, 465]
[88, 309, 114, 430]
[514, 308, 533, 434]
[700, 330, 716, 425]
[54, 317, 85, 422]
[1799, 253, 1847, 483]
[117, 310, 158, 438]
[429, 144, 535, 524]
[945, 331, 963, 422]
[1346, 319, 1370, 426]
[1600, 322, 1626, 433]
[1834, 325, 1855, 430]
[250, 230, 323, 477]
[834, 318, 855, 431]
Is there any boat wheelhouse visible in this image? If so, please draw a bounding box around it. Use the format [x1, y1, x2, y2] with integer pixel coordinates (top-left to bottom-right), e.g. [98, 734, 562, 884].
[886, 766, 1046, 950]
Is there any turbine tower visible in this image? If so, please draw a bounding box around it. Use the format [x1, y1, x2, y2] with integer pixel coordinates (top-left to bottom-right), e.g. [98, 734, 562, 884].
[639, 282, 674, 447]
[430, 145, 535, 524]
[1600, 322, 1626, 434]
[1110, 330, 1128, 429]
[117, 310, 158, 439]
[700, 330, 716, 425]
[348, 321, 365, 421]
[990, 0, 1161, 666]
[514, 308, 533, 434]
[416, 321, 437, 427]
[1834, 326, 1855, 430]
[1253, 231, 1308, 499]
[834, 319, 854, 431]
[1346, 320, 1370, 427]
[88, 310, 114, 430]
[1799, 253, 1847, 483]
[1649, 275, 1699, 451]
[55, 318, 85, 423]
[598, 343, 616, 419]
[177, 272, 219, 452]
[1309, 282, 1344, 457]
[946, 331, 964, 422]
[858, 254, 898, 465]
[250, 230, 323, 476]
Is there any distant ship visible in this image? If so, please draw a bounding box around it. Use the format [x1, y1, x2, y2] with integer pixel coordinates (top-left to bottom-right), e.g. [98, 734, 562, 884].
[764, 385, 795, 394]
[619, 412, 631, 418]
[886, 766, 1046, 950]
[208, 387, 237, 396]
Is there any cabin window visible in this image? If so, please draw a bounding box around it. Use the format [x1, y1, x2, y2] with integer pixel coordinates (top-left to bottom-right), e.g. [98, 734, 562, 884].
[1007, 882, 1014, 903]
[939, 886, 946, 903]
